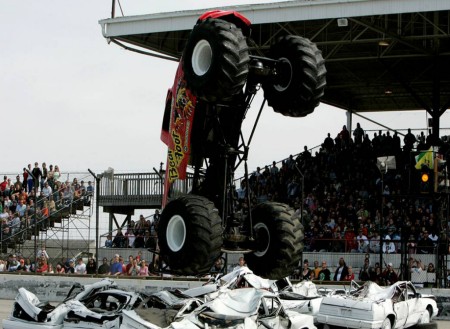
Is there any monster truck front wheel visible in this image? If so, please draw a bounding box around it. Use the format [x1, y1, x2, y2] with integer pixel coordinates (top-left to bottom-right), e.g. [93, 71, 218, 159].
[158, 195, 223, 275]
[245, 202, 304, 279]
[263, 35, 326, 117]
[183, 18, 249, 102]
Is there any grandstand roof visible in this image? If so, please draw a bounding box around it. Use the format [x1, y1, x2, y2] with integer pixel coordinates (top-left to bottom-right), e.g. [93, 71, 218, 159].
[99, 0, 450, 116]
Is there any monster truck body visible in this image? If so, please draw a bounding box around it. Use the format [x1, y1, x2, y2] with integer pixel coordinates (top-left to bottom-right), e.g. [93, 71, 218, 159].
[159, 10, 326, 279]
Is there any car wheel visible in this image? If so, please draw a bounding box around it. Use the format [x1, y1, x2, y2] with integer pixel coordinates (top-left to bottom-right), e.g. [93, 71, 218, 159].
[158, 195, 223, 275]
[262, 35, 326, 117]
[381, 318, 391, 329]
[245, 202, 304, 279]
[183, 18, 249, 102]
[419, 307, 432, 324]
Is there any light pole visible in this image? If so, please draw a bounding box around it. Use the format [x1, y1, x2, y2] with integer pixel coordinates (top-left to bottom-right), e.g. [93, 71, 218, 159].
[88, 169, 100, 275]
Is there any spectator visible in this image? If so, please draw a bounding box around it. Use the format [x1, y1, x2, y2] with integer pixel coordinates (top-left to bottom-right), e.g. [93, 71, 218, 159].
[112, 229, 126, 248]
[105, 234, 113, 248]
[125, 255, 134, 275]
[98, 257, 110, 274]
[233, 256, 247, 271]
[427, 263, 436, 273]
[41, 163, 48, 190]
[138, 260, 149, 276]
[36, 244, 49, 260]
[382, 235, 396, 254]
[32, 162, 43, 192]
[24, 258, 33, 272]
[42, 182, 52, 198]
[26, 164, 33, 192]
[210, 256, 225, 275]
[417, 231, 435, 254]
[48, 263, 54, 274]
[16, 259, 27, 272]
[53, 165, 61, 182]
[66, 260, 75, 274]
[128, 259, 140, 276]
[300, 259, 314, 280]
[313, 260, 321, 279]
[356, 229, 369, 253]
[318, 261, 331, 281]
[344, 266, 355, 281]
[359, 258, 371, 281]
[36, 257, 48, 273]
[109, 254, 123, 276]
[353, 123, 364, 145]
[7, 254, 19, 272]
[333, 257, 349, 281]
[382, 262, 398, 285]
[86, 258, 96, 274]
[74, 257, 86, 274]
[56, 264, 66, 274]
[369, 231, 381, 253]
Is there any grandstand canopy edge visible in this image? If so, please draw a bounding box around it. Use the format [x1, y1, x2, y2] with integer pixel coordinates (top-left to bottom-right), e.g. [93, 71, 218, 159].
[99, 0, 450, 135]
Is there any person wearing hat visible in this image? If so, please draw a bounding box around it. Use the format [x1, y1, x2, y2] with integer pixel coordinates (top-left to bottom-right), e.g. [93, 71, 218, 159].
[382, 262, 398, 285]
[66, 259, 75, 274]
[382, 234, 396, 254]
[16, 258, 27, 272]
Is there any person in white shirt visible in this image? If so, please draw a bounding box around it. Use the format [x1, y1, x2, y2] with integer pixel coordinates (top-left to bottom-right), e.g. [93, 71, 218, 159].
[75, 257, 86, 274]
[356, 230, 369, 253]
[382, 235, 396, 253]
[233, 256, 247, 271]
[36, 244, 49, 260]
[41, 182, 52, 198]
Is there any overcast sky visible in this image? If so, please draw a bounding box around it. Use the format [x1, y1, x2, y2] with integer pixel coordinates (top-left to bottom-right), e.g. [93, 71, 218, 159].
[1, 1, 441, 177]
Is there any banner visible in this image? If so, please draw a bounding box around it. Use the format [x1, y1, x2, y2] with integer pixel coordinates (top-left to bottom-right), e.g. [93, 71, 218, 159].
[415, 147, 434, 170]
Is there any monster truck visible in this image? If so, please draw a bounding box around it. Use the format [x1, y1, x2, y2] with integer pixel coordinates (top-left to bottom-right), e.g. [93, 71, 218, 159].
[158, 10, 326, 279]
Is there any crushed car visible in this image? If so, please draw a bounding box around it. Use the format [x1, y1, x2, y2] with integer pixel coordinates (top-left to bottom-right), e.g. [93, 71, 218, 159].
[2, 279, 144, 329]
[317, 281, 438, 329]
[121, 287, 317, 329]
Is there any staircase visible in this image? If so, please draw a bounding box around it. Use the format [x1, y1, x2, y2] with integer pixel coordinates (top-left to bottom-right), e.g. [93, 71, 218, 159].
[1, 196, 94, 261]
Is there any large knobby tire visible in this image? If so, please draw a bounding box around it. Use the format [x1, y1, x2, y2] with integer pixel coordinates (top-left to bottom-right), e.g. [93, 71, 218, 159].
[158, 195, 223, 275]
[262, 35, 327, 117]
[182, 18, 249, 102]
[245, 202, 304, 279]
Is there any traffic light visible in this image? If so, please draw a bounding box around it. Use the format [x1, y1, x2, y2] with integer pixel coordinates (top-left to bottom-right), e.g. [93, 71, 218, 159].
[419, 164, 432, 194]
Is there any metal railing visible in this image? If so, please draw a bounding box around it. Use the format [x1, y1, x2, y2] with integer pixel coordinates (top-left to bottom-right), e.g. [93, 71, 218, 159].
[98, 172, 194, 207]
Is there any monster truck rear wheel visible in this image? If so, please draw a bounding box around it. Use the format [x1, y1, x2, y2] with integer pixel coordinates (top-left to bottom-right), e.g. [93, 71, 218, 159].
[245, 202, 304, 279]
[183, 18, 249, 102]
[263, 35, 326, 117]
[158, 195, 223, 275]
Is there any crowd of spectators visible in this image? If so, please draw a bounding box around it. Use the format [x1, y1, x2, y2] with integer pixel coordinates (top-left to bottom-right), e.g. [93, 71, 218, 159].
[236, 124, 450, 256]
[2, 125, 450, 283]
[0, 244, 159, 277]
[105, 211, 160, 249]
[102, 124, 450, 264]
[0, 162, 94, 245]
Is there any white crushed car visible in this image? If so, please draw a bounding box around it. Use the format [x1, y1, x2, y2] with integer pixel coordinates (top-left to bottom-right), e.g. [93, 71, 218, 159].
[121, 287, 317, 329]
[277, 280, 323, 320]
[2, 279, 144, 329]
[317, 281, 438, 329]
